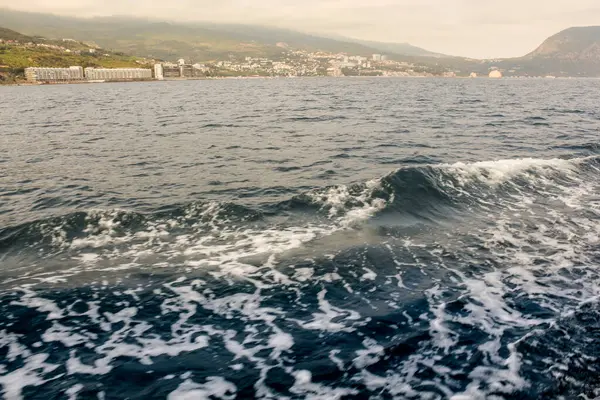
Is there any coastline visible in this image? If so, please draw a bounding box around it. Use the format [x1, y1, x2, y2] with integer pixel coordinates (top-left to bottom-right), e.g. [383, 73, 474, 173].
[1, 75, 593, 87]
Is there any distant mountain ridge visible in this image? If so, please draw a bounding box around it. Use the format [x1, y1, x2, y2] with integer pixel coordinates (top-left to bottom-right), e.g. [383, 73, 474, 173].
[0, 8, 446, 62]
[343, 38, 447, 58]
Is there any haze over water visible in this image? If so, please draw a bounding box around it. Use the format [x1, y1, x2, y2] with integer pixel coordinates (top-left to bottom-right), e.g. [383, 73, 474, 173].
[0, 77, 599, 399]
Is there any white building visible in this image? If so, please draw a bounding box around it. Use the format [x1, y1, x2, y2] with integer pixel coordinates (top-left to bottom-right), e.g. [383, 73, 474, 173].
[24, 66, 84, 82]
[489, 70, 503, 78]
[327, 67, 343, 77]
[84, 68, 152, 81]
[372, 54, 382, 61]
[154, 64, 164, 80]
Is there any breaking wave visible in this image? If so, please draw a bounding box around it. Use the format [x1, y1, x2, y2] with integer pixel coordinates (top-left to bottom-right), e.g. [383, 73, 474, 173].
[0, 155, 599, 399]
[3, 155, 597, 249]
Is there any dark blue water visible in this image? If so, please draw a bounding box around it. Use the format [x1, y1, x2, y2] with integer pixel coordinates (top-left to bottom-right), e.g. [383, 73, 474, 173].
[0, 78, 599, 400]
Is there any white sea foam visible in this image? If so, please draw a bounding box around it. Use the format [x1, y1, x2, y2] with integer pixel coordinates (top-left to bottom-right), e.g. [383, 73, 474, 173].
[0, 353, 60, 400]
[442, 157, 579, 187]
[1, 156, 598, 398]
[353, 338, 385, 369]
[65, 384, 84, 400]
[306, 178, 389, 226]
[167, 377, 237, 400]
[10, 286, 64, 320]
[290, 370, 358, 399]
[400, 156, 600, 398]
[298, 289, 361, 332]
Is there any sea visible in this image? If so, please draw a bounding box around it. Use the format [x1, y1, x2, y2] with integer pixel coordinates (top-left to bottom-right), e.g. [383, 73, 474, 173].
[0, 77, 599, 400]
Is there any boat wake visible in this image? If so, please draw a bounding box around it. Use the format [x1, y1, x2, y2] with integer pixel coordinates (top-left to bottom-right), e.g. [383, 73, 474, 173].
[0, 156, 599, 399]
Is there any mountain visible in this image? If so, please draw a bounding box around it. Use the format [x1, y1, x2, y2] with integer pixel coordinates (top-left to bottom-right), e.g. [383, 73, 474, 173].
[526, 26, 600, 60]
[0, 27, 34, 42]
[489, 26, 600, 77]
[343, 38, 447, 58]
[428, 26, 600, 77]
[0, 8, 443, 62]
[304, 32, 444, 58]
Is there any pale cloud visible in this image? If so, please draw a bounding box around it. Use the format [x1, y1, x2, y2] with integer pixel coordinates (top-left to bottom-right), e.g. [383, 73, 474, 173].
[1, 0, 599, 58]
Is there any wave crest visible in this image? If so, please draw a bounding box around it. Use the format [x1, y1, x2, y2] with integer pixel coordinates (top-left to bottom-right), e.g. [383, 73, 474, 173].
[1, 156, 597, 252]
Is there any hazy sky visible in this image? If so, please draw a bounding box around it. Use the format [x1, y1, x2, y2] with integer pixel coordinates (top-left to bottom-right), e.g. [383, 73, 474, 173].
[2, 0, 600, 58]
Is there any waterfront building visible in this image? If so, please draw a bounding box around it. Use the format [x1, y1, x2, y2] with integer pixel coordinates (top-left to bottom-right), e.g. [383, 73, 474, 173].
[24, 66, 84, 83]
[180, 64, 204, 78]
[152, 62, 206, 79]
[84, 68, 152, 81]
[154, 64, 164, 80]
[162, 63, 181, 78]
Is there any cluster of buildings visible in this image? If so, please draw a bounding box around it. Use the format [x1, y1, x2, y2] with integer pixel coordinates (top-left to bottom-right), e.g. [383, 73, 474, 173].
[24, 66, 152, 83]
[154, 59, 207, 80]
[20, 49, 507, 83]
[202, 50, 505, 79]
[0, 32, 550, 81]
[371, 54, 388, 62]
[180, 50, 434, 78]
[207, 54, 323, 77]
[22, 62, 506, 84]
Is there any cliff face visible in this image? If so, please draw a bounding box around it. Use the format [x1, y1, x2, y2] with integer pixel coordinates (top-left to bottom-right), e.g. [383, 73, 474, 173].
[526, 26, 600, 61]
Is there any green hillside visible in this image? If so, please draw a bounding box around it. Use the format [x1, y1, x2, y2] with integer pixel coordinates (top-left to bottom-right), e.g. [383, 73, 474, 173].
[0, 45, 148, 69]
[0, 26, 152, 84]
[0, 26, 34, 42]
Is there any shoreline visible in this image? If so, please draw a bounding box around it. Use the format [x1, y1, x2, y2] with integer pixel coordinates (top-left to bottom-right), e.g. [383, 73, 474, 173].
[1, 75, 595, 87]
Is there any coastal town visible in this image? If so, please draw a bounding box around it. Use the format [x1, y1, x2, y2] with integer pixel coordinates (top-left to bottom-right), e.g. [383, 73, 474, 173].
[22, 50, 462, 84]
[1, 32, 508, 84]
[152, 50, 463, 80]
